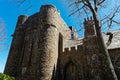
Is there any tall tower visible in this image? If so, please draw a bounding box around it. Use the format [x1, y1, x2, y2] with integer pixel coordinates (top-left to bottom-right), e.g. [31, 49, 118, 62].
[15, 5, 60, 80]
[4, 15, 28, 77]
[36, 5, 59, 80]
[83, 17, 97, 47]
[83, 17, 119, 80]
[84, 17, 96, 38]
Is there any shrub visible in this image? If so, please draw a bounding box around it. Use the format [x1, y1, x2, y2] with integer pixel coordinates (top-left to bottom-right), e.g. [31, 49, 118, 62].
[0, 73, 15, 80]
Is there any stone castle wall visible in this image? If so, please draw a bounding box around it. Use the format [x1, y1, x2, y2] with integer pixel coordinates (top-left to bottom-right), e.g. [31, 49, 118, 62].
[57, 45, 85, 80]
[4, 4, 120, 80]
[4, 4, 72, 80]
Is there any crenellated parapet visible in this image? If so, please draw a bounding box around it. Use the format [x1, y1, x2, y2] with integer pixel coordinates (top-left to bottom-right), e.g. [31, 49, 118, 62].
[63, 45, 83, 53]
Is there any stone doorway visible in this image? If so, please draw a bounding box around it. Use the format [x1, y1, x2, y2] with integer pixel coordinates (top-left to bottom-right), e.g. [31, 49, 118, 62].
[64, 62, 78, 80]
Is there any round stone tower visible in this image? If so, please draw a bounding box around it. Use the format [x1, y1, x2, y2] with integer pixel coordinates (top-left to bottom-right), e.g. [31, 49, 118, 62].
[38, 24, 59, 80]
[37, 5, 59, 80]
[4, 15, 28, 77]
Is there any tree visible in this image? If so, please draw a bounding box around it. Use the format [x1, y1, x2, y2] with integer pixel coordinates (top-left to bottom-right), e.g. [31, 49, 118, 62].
[66, 0, 120, 80]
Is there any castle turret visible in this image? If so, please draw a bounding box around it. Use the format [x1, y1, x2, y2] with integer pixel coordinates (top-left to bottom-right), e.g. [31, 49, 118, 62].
[4, 15, 28, 77]
[38, 24, 59, 80]
[40, 5, 71, 39]
[35, 5, 59, 80]
[84, 17, 96, 38]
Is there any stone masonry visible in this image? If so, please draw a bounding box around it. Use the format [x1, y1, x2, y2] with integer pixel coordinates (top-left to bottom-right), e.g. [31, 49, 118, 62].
[4, 4, 120, 80]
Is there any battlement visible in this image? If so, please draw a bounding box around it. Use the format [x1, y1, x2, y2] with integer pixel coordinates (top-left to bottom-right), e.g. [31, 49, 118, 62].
[84, 17, 94, 24]
[63, 45, 83, 53]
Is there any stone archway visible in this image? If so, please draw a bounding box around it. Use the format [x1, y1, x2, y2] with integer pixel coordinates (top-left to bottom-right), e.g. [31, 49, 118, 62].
[64, 61, 78, 80]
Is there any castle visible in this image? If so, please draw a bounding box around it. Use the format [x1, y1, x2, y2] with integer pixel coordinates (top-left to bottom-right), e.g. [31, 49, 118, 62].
[4, 5, 120, 80]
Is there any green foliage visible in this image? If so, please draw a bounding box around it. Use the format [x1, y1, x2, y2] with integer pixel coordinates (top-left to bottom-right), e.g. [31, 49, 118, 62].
[0, 73, 15, 80]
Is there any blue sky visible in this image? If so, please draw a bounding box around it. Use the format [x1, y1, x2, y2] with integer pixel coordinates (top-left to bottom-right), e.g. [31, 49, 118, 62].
[0, 0, 81, 73]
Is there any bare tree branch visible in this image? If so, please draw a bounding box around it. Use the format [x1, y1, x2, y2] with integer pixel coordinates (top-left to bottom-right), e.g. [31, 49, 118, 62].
[69, 5, 85, 16]
[97, 0, 106, 5]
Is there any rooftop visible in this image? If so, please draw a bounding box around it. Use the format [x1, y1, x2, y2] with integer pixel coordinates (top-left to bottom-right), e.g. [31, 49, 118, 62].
[64, 30, 120, 49]
[103, 30, 120, 49]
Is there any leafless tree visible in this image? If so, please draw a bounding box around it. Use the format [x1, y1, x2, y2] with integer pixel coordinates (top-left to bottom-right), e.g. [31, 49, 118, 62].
[66, 0, 120, 80]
